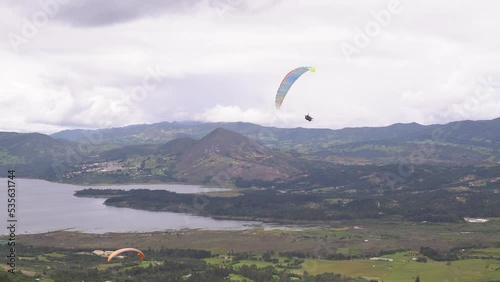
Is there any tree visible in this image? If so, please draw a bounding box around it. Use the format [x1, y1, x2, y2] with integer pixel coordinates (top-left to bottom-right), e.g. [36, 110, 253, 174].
[416, 256, 427, 263]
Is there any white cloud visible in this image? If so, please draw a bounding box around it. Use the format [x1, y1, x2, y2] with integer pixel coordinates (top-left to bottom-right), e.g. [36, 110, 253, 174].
[1, 0, 500, 133]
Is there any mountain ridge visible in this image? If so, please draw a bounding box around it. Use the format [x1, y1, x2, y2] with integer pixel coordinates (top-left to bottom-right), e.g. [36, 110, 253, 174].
[49, 118, 500, 150]
[60, 127, 302, 185]
[1, 117, 500, 182]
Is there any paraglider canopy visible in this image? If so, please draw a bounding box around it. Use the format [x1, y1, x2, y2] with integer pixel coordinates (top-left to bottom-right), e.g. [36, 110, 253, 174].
[107, 248, 145, 262]
[275, 66, 315, 109]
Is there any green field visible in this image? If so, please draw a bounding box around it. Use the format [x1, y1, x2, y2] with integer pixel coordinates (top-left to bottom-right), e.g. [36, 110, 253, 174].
[300, 253, 500, 282]
[2, 247, 500, 281]
[204, 250, 500, 282]
[467, 248, 500, 259]
[229, 273, 252, 281]
[4, 220, 500, 281]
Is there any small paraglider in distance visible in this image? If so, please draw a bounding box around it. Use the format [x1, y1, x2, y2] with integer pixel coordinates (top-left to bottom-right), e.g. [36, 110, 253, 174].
[107, 248, 145, 262]
[275, 66, 315, 121]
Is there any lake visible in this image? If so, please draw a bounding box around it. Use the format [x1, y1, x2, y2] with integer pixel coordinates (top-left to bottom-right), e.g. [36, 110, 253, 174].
[0, 178, 267, 234]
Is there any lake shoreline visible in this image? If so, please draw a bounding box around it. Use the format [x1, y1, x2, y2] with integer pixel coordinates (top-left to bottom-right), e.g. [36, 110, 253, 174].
[0, 178, 265, 234]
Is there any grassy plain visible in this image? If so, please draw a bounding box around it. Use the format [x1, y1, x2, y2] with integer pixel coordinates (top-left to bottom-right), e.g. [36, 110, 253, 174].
[3, 219, 499, 281]
[201, 251, 500, 282]
[14, 219, 500, 254]
[297, 253, 500, 282]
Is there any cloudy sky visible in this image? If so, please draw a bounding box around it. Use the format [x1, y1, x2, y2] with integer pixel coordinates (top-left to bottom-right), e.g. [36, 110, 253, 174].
[2, 0, 500, 134]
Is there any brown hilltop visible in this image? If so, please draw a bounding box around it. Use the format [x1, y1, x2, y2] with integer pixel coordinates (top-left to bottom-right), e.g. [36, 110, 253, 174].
[160, 128, 301, 184]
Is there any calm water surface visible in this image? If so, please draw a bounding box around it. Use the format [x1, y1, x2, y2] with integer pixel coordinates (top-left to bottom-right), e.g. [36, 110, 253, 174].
[0, 179, 266, 234]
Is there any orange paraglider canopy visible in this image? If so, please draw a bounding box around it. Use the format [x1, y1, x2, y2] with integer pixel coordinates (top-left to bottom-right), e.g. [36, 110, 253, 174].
[107, 248, 145, 262]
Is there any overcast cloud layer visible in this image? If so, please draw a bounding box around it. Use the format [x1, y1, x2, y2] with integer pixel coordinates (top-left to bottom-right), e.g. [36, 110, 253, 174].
[2, 0, 500, 133]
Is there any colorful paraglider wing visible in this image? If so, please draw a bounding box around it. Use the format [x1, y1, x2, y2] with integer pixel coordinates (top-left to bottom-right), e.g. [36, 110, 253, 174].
[107, 248, 145, 262]
[275, 66, 315, 109]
